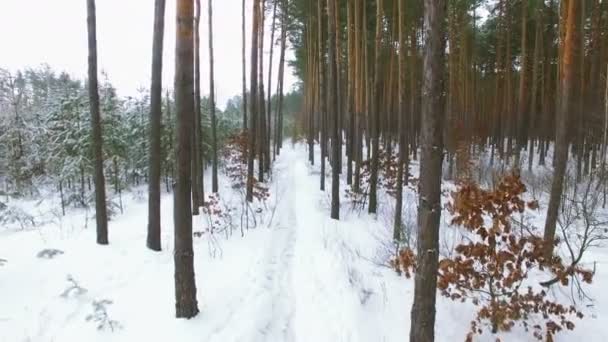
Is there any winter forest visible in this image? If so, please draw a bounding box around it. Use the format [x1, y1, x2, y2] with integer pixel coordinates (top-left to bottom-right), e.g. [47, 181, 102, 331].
[1, 0, 608, 341]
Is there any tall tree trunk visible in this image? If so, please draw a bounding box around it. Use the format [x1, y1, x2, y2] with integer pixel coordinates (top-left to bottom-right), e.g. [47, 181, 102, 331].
[174, 0, 199, 319]
[328, 0, 340, 220]
[528, 4, 543, 172]
[410, 0, 446, 340]
[318, 0, 327, 191]
[516, 0, 529, 165]
[242, 0, 248, 131]
[394, 0, 408, 244]
[147, 0, 166, 252]
[275, 0, 288, 156]
[345, 0, 354, 186]
[86, 0, 109, 245]
[258, 0, 267, 180]
[208, 0, 218, 193]
[246, 0, 260, 202]
[368, 0, 382, 214]
[543, 0, 579, 260]
[334, 0, 342, 174]
[192, 0, 203, 214]
[267, 0, 278, 159]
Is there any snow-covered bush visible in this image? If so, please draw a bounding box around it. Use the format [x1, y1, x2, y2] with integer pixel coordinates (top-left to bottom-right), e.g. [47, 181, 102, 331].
[0, 204, 36, 229]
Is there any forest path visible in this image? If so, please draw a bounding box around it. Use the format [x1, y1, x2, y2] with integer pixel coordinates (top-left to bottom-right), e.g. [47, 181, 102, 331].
[208, 144, 365, 342]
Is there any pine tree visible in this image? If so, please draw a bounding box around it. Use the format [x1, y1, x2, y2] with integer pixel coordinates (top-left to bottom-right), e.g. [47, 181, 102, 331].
[410, 0, 446, 340]
[147, 0, 166, 252]
[173, 0, 199, 319]
[86, 0, 109, 245]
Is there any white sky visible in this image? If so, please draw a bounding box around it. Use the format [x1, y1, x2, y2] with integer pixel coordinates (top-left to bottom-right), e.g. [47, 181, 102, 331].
[0, 0, 297, 109]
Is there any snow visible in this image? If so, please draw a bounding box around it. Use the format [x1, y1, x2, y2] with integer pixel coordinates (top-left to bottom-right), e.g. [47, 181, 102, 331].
[2, 143, 608, 341]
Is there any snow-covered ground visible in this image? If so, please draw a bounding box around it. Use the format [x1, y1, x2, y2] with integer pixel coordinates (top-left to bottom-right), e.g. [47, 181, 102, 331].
[1, 144, 608, 341]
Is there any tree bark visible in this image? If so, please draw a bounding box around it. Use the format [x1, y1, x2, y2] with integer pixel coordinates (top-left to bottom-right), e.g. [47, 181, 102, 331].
[394, 0, 408, 244]
[409, 0, 446, 341]
[275, 0, 288, 156]
[267, 0, 278, 160]
[246, 0, 260, 202]
[192, 0, 203, 215]
[318, 0, 327, 192]
[328, 0, 340, 220]
[543, 0, 579, 260]
[208, 0, 219, 193]
[86, 0, 109, 245]
[242, 0, 248, 131]
[368, 0, 383, 214]
[147, 0, 166, 251]
[258, 0, 268, 180]
[174, 0, 199, 319]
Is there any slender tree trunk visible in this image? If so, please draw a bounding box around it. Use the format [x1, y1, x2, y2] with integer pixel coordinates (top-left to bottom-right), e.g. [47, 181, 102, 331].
[368, 0, 383, 214]
[410, 0, 446, 340]
[543, 0, 579, 260]
[147, 0, 166, 252]
[318, 0, 327, 191]
[258, 0, 267, 180]
[528, 4, 543, 173]
[192, 0, 203, 214]
[394, 0, 408, 244]
[328, 0, 340, 220]
[275, 0, 288, 156]
[516, 0, 529, 165]
[208, 0, 218, 193]
[334, 0, 342, 174]
[174, 0, 199, 319]
[267, 0, 278, 159]
[246, 0, 260, 202]
[242, 0, 248, 131]
[86, 0, 109, 245]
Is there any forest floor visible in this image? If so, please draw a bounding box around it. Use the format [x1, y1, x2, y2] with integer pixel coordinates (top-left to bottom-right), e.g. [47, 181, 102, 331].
[1, 144, 608, 341]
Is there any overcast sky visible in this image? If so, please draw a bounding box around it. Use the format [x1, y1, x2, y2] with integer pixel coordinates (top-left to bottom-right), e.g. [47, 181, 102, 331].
[0, 0, 298, 108]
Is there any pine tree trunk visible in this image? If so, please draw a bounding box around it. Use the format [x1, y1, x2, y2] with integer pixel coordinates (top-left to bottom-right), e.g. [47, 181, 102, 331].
[318, 0, 327, 191]
[267, 0, 278, 160]
[328, 0, 340, 220]
[147, 0, 166, 252]
[242, 0, 248, 131]
[516, 0, 529, 164]
[86, 0, 109, 245]
[174, 0, 199, 319]
[192, 0, 203, 215]
[258, 0, 267, 180]
[208, 0, 218, 193]
[246, 0, 260, 202]
[528, 4, 543, 172]
[368, 0, 382, 214]
[543, 0, 578, 260]
[394, 0, 408, 244]
[275, 0, 288, 156]
[410, 0, 446, 340]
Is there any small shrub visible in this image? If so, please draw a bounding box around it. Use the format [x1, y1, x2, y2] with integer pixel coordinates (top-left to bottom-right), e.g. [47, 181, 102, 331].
[392, 174, 593, 341]
[60, 275, 87, 298]
[222, 131, 270, 202]
[0, 205, 35, 229]
[86, 299, 122, 332]
[441, 173, 591, 341]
